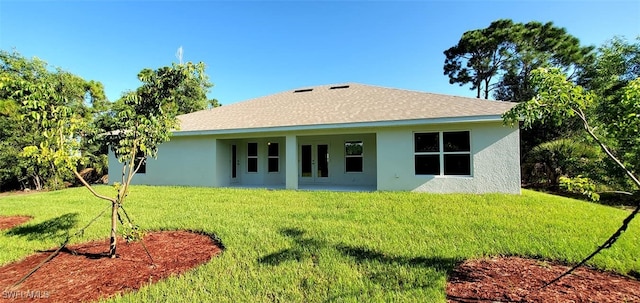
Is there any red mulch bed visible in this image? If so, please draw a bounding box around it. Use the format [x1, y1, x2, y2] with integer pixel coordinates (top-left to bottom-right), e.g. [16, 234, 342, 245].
[0, 216, 32, 230]
[447, 256, 640, 302]
[0, 230, 222, 302]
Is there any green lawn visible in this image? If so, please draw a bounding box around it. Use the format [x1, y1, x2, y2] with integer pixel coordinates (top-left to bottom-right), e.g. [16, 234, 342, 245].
[1, 186, 639, 302]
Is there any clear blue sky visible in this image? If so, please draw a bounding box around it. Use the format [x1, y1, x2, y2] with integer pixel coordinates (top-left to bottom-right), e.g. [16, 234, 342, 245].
[1, 1, 638, 104]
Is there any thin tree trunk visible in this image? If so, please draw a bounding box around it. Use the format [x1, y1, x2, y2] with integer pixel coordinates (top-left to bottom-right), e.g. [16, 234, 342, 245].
[34, 174, 42, 191]
[483, 78, 490, 99]
[109, 201, 118, 258]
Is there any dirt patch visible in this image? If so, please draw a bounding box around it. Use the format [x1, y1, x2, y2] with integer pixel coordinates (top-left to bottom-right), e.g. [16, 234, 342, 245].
[447, 256, 640, 302]
[0, 216, 32, 230]
[0, 230, 223, 302]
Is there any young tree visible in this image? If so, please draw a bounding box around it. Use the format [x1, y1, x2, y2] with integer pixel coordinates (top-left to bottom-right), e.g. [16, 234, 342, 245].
[503, 68, 639, 284]
[504, 68, 639, 189]
[18, 61, 209, 257]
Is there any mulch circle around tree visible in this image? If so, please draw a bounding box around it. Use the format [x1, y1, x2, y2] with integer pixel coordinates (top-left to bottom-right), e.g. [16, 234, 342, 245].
[0, 216, 32, 230]
[446, 256, 640, 303]
[0, 230, 223, 302]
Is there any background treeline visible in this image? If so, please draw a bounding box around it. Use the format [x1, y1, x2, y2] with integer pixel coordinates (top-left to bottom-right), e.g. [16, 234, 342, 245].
[444, 19, 639, 198]
[1, 19, 638, 200]
[0, 50, 217, 191]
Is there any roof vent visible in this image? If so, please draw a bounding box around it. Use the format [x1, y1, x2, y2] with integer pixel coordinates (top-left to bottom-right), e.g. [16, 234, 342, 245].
[294, 88, 313, 93]
[329, 85, 350, 90]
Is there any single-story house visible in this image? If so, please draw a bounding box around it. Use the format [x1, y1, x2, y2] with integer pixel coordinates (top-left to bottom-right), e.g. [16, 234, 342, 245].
[108, 83, 521, 194]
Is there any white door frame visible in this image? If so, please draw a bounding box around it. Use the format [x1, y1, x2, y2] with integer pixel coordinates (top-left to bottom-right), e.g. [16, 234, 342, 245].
[299, 142, 330, 183]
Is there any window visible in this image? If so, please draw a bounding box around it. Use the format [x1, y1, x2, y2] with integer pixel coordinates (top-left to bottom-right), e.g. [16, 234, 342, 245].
[414, 131, 471, 176]
[268, 143, 279, 173]
[442, 131, 471, 175]
[247, 142, 258, 173]
[345, 141, 363, 172]
[134, 150, 146, 174]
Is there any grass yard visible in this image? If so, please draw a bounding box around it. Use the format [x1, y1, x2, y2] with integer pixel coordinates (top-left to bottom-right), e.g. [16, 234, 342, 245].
[1, 186, 639, 302]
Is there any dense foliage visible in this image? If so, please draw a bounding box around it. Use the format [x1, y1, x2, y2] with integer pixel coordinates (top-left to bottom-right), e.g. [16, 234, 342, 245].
[504, 67, 640, 196]
[580, 37, 640, 185]
[444, 19, 593, 101]
[0, 50, 108, 191]
[521, 139, 604, 190]
[0, 51, 213, 192]
[444, 19, 596, 162]
[446, 19, 638, 194]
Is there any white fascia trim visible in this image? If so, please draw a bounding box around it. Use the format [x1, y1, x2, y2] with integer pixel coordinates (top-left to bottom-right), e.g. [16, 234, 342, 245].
[172, 115, 506, 137]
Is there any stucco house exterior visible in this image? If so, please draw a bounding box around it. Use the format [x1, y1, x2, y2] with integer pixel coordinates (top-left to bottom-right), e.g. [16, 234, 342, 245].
[108, 83, 521, 194]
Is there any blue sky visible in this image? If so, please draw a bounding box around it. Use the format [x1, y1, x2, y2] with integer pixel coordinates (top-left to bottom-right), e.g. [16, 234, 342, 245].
[1, 1, 638, 105]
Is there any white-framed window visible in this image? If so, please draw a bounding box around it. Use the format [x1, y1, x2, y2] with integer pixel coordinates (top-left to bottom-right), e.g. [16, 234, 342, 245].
[247, 142, 258, 173]
[267, 142, 279, 173]
[345, 141, 363, 173]
[414, 131, 471, 176]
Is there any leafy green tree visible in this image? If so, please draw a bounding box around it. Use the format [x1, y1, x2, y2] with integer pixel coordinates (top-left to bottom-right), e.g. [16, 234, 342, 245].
[160, 61, 213, 114]
[580, 37, 639, 96]
[0, 50, 107, 190]
[504, 68, 639, 191]
[444, 19, 593, 102]
[443, 19, 515, 99]
[503, 67, 639, 287]
[0, 51, 51, 190]
[493, 21, 594, 102]
[96, 62, 209, 257]
[0, 99, 25, 190]
[18, 61, 209, 257]
[445, 20, 594, 160]
[580, 37, 640, 180]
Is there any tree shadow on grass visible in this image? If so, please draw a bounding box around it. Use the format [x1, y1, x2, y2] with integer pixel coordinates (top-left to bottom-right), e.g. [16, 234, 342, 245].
[258, 228, 329, 266]
[259, 227, 456, 271]
[259, 227, 457, 301]
[5, 213, 79, 241]
[335, 244, 456, 294]
[335, 244, 456, 273]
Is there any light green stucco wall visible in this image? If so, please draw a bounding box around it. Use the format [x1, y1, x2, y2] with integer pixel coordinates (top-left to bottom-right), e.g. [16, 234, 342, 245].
[108, 121, 520, 194]
[108, 135, 218, 187]
[376, 122, 521, 194]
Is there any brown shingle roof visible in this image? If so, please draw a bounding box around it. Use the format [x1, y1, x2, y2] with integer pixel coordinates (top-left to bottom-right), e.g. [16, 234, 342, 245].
[177, 83, 515, 133]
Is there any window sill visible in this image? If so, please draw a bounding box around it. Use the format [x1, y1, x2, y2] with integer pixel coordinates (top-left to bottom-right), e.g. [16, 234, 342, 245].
[416, 174, 473, 179]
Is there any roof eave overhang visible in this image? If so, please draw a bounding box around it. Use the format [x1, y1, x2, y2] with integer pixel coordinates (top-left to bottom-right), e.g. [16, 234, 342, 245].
[172, 114, 508, 137]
